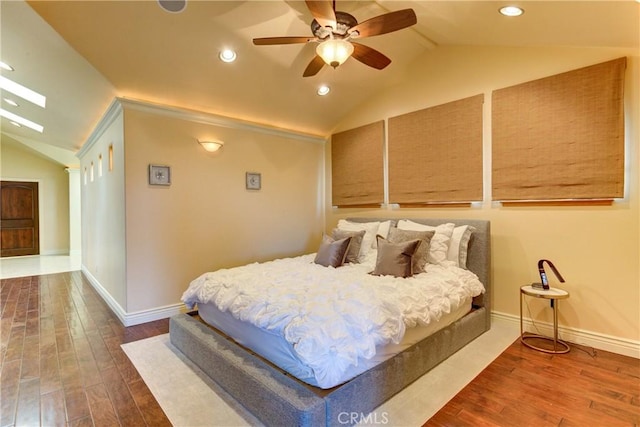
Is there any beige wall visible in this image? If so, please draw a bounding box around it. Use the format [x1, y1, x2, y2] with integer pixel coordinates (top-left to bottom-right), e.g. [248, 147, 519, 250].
[79, 109, 127, 309]
[1, 136, 70, 255]
[327, 46, 640, 344]
[122, 105, 325, 313]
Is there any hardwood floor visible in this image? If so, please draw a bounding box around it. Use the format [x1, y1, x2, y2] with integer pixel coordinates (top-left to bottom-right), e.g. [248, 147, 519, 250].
[0, 272, 170, 427]
[426, 338, 640, 426]
[2, 271, 638, 427]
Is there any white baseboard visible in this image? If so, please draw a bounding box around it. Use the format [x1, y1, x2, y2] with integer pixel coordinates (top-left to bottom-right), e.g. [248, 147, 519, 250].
[77, 269, 640, 355]
[81, 266, 185, 327]
[492, 311, 640, 359]
[123, 303, 186, 327]
[41, 249, 69, 256]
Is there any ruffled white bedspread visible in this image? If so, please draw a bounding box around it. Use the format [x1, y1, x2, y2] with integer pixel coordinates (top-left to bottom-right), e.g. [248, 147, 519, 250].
[181, 253, 484, 389]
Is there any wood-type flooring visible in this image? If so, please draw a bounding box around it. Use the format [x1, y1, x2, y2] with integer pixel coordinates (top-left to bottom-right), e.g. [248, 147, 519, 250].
[1, 272, 170, 426]
[425, 335, 639, 426]
[2, 271, 638, 426]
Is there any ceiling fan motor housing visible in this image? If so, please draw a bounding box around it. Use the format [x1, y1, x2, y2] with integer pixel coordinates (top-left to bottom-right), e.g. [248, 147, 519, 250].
[311, 11, 358, 40]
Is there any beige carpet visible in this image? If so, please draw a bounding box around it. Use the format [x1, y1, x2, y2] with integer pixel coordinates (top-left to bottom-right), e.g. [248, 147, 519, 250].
[121, 318, 519, 427]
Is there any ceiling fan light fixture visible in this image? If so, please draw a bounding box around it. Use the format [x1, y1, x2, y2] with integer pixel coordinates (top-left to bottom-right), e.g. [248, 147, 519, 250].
[499, 6, 524, 17]
[316, 39, 354, 68]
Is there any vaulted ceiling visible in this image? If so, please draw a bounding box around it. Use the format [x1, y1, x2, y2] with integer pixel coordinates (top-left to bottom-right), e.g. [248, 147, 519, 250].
[1, 1, 638, 166]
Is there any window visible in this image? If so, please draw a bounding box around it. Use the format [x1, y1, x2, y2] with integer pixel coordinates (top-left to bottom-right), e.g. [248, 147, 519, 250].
[492, 57, 626, 202]
[387, 95, 484, 205]
[331, 121, 384, 207]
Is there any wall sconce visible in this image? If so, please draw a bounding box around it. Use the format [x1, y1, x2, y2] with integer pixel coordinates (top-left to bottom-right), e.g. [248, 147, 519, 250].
[198, 140, 224, 152]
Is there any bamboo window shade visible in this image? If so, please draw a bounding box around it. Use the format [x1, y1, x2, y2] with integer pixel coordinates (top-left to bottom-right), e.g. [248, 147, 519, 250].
[387, 95, 484, 204]
[331, 121, 384, 207]
[492, 57, 626, 201]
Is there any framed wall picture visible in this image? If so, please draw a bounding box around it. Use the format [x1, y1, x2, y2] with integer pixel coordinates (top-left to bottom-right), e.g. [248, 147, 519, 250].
[246, 172, 261, 190]
[149, 164, 171, 186]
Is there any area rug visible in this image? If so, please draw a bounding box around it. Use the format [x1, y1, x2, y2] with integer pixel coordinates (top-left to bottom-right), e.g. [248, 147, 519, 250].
[121, 318, 519, 426]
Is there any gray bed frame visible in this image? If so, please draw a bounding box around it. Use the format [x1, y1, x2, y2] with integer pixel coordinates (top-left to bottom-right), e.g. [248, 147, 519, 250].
[169, 218, 491, 426]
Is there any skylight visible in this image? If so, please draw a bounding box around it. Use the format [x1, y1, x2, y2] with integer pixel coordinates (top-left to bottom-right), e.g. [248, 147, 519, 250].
[0, 76, 46, 108]
[0, 108, 44, 133]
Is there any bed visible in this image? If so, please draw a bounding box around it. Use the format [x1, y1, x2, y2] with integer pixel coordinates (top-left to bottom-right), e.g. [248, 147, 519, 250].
[170, 218, 491, 426]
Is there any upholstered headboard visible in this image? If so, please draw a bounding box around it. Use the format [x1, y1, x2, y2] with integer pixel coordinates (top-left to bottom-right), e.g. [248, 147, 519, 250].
[345, 218, 491, 321]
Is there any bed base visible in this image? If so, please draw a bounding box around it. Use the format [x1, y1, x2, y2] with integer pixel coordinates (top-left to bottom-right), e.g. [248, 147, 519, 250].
[170, 307, 488, 427]
[170, 218, 491, 426]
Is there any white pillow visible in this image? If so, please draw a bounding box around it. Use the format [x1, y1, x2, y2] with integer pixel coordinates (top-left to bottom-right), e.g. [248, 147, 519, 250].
[374, 220, 392, 247]
[336, 220, 380, 261]
[448, 225, 476, 268]
[396, 220, 455, 265]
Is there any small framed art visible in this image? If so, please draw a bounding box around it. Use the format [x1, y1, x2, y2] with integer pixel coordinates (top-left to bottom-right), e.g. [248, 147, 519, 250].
[149, 164, 171, 186]
[246, 172, 261, 190]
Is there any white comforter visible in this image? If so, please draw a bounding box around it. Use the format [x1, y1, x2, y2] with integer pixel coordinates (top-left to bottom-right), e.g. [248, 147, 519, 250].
[181, 252, 484, 389]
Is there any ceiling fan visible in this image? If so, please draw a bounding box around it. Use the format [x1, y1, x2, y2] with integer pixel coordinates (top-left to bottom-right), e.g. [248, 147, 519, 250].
[252, 0, 417, 77]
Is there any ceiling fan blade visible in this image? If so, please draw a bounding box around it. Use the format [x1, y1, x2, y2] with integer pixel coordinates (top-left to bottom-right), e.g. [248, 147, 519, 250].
[305, 0, 337, 30]
[253, 36, 315, 45]
[348, 9, 417, 38]
[351, 42, 391, 70]
[303, 55, 326, 77]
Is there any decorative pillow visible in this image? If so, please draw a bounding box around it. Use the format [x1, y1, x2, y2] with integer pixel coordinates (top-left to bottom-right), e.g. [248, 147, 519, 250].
[331, 229, 366, 264]
[448, 225, 476, 268]
[396, 220, 455, 265]
[314, 235, 352, 268]
[371, 236, 422, 278]
[387, 228, 435, 273]
[336, 220, 380, 260]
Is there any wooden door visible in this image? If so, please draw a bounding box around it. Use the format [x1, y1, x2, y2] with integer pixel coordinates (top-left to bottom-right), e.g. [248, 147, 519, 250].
[1, 181, 39, 257]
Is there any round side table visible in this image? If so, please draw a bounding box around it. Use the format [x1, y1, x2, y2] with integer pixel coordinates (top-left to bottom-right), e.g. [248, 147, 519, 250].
[520, 285, 570, 354]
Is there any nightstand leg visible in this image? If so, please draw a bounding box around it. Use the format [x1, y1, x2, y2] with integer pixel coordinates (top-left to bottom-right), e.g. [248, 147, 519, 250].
[553, 299, 559, 352]
[520, 291, 524, 337]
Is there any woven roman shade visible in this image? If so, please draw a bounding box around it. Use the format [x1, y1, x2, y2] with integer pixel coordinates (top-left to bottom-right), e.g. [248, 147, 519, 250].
[492, 57, 626, 201]
[331, 121, 384, 206]
[387, 95, 484, 204]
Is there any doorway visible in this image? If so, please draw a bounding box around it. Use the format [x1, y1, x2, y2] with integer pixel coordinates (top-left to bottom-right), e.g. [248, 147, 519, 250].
[1, 181, 40, 257]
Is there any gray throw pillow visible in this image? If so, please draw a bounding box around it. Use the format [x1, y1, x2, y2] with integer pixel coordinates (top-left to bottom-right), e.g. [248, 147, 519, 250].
[331, 229, 366, 263]
[314, 235, 352, 268]
[371, 236, 422, 278]
[387, 228, 435, 273]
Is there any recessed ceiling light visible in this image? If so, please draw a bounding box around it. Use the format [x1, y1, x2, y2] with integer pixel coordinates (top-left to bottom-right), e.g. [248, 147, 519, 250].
[0, 61, 14, 71]
[3, 97, 19, 107]
[317, 85, 330, 96]
[0, 76, 46, 108]
[0, 108, 44, 133]
[157, 0, 186, 13]
[499, 6, 524, 17]
[219, 49, 237, 63]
